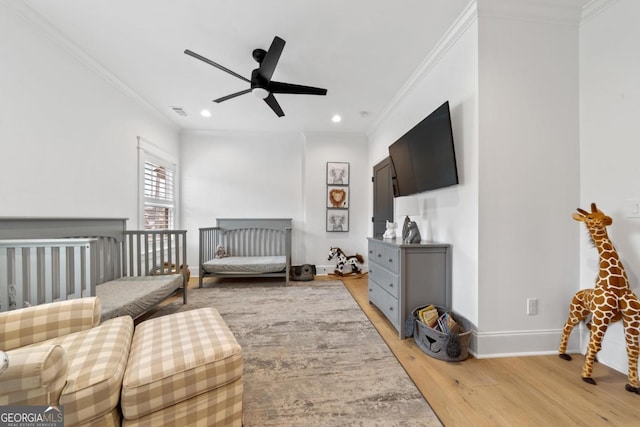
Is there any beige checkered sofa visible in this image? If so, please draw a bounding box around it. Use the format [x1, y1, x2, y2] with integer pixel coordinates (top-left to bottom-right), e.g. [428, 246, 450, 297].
[0, 297, 243, 426]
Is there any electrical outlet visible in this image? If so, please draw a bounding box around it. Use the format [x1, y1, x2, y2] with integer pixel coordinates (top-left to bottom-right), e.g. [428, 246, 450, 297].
[527, 298, 538, 316]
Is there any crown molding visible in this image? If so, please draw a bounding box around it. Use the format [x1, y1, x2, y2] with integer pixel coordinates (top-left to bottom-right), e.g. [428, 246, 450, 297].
[366, 0, 478, 137]
[1, 0, 178, 131]
[581, 0, 619, 24]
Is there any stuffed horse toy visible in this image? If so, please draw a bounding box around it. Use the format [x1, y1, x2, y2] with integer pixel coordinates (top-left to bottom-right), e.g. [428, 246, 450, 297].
[558, 203, 640, 394]
[328, 247, 364, 276]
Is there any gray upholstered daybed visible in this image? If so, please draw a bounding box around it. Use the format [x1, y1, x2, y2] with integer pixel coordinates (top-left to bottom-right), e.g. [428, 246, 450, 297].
[199, 218, 292, 286]
[0, 218, 188, 320]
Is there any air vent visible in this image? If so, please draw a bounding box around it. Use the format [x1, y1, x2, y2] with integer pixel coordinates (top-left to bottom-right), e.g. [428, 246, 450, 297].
[169, 106, 188, 117]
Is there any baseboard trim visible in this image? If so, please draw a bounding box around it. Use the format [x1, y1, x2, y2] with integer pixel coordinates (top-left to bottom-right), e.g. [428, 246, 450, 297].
[470, 328, 582, 358]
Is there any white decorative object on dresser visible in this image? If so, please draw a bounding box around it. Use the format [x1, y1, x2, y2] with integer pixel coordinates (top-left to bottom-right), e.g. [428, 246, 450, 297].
[367, 237, 451, 339]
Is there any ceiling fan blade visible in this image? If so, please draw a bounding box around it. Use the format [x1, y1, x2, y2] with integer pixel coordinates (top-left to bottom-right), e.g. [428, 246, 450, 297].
[264, 93, 285, 117]
[258, 36, 285, 82]
[268, 81, 327, 96]
[184, 49, 251, 83]
[214, 88, 252, 103]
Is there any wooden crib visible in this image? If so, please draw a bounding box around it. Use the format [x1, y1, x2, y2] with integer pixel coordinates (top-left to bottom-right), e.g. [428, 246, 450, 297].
[199, 218, 292, 286]
[0, 217, 187, 320]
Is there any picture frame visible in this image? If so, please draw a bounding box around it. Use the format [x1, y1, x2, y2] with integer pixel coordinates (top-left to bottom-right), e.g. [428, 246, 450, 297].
[327, 185, 349, 209]
[327, 209, 349, 232]
[326, 162, 349, 185]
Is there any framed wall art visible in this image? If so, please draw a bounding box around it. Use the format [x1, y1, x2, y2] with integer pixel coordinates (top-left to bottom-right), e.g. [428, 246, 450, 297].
[327, 186, 349, 209]
[326, 162, 350, 232]
[326, 209, 349, 232]
[326, 162, 349, 185]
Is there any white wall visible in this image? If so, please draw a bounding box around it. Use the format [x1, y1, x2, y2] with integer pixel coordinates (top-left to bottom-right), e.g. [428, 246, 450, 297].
[368, 0, 585, 358]
[0, 3, 179, 222]
[179, 130, 369, 275]
[475, 2, 581, 355]
[579, 0, 640, 374]
[368, 7, 480, 324]
[301, 132, 369, 273]
[180, 131, 304, 270]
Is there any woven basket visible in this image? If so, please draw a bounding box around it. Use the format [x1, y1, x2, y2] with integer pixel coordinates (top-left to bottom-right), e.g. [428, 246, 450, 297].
[412, 305, 473, 362]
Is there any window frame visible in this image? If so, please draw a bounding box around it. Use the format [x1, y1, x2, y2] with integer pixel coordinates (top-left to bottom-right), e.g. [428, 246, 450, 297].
[137, 137, 179, 230]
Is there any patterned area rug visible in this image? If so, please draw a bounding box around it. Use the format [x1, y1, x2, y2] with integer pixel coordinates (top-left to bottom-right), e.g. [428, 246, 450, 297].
[146, 279, 442, 427]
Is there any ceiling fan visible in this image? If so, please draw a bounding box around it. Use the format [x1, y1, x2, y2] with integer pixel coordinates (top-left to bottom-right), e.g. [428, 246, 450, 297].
[184, 36, 327, 117]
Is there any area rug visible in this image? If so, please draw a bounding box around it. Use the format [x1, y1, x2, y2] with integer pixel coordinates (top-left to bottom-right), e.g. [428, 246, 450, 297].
[146, 279, 442, 427]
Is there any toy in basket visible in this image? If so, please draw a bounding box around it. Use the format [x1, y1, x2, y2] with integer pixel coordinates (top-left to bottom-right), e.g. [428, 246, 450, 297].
[411, 305, 473, 362]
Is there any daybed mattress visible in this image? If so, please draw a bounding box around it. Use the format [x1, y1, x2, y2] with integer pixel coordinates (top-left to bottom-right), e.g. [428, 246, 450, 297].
[96, 274, 183, 321]
[203, 256, 286, 275]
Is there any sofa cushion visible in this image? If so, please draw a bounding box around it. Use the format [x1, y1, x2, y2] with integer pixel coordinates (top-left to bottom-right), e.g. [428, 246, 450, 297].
[121, 308, 243, 420]
[36, 316, 134, 426]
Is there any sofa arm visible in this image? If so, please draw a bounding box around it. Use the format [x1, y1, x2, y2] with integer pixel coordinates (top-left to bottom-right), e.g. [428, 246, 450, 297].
[0, 297, 101, 350]
[0, 345, 68, 406]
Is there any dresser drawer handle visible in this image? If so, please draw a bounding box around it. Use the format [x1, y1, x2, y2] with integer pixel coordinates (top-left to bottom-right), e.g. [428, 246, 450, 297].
[388, 283, 393, 288]
[389, 306, 394, 311]
[369, 250, 373, 254]
[388, 258, 393, 263]
[377, 253, 382, 258]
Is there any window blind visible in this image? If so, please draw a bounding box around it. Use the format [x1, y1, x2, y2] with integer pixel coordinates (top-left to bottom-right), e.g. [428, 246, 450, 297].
[143, 159, 175, 230]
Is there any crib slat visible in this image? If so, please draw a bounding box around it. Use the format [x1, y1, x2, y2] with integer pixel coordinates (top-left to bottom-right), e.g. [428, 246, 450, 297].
[44, 247, 53, 303]
[59, 247, 67, 301]
[14, 249, 25, 309]
[0, 248, 8, 311]
[0, 239, 97, 310]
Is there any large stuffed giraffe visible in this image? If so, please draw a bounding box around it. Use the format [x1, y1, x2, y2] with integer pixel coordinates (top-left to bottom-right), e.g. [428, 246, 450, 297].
[559, 203, 640, 393]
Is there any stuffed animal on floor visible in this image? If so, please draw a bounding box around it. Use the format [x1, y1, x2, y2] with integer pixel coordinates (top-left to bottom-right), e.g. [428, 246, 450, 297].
[328, 247, 364, 276]
[558, 203, 640, 394]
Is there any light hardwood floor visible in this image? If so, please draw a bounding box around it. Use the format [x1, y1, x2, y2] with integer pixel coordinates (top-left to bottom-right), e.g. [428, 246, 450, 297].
[172, 275, 640, 426]
[339, 274, 640, 427]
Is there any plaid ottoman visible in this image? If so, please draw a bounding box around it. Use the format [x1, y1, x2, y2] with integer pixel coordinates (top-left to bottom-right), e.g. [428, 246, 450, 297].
[121, 308, 243, 426]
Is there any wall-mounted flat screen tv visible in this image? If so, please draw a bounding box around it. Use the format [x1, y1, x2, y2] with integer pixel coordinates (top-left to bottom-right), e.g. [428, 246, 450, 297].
[388, 101, 458, 196]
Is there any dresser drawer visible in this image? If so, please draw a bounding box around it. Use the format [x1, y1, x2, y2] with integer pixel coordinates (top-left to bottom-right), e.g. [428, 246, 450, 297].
[368, 281, 400, 330]
[368, 241, 399, 273]
[369, 265, 399, 299]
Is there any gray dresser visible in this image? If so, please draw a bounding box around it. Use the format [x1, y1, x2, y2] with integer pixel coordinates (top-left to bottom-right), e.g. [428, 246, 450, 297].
[367, 237, 451, 338]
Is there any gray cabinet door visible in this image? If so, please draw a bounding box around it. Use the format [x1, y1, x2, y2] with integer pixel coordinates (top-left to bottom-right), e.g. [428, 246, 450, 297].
[372, 157, 394, 238]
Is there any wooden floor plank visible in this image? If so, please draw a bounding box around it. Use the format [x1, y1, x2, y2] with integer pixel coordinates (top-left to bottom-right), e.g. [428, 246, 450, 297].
[340, 274, 640, 426]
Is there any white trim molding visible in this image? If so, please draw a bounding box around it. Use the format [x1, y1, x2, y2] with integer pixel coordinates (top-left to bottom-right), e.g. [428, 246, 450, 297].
[470, 327, 581, 358]
[0, 0, 178, 131]
[366, 0, 478, 137]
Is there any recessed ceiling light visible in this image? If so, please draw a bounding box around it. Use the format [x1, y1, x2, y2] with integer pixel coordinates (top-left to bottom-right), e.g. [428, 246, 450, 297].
[200, 109, 212, 117]
[331, 114, 342, 123]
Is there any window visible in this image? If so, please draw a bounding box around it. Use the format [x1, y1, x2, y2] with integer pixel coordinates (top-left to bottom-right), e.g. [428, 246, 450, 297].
[138, 138, 178, 230]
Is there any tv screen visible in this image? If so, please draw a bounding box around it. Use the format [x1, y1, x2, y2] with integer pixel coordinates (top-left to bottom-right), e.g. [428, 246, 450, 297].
[388, 101, 458, 196]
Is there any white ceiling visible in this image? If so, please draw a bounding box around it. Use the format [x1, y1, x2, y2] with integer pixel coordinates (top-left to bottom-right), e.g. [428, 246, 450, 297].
[19, 0, 471, 133]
